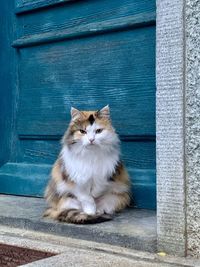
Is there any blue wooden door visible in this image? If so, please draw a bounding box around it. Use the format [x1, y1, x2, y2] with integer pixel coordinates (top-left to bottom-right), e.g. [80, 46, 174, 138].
[0, 0, 156, 209]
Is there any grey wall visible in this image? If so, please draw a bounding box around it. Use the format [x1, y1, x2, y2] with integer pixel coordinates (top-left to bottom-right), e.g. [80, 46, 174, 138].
[157, 0, 200, 258]
[185, 0, 200, 258]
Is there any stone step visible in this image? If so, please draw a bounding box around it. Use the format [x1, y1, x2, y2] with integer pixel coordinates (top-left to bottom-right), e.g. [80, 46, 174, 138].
[0, 194, 156, 252]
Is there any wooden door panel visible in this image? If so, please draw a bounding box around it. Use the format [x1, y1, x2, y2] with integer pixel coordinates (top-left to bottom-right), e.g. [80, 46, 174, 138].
[18, 27, 155, 136]
[0, 0, 156, 209]
[17, 139, 155, 168]
[15, 0, 155, 42]
[0, 163, 50, 196]
[18, 140, 61, 164]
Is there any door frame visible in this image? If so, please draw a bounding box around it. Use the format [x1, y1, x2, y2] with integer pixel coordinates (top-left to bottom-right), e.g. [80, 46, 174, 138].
[156, 0, 200, 258]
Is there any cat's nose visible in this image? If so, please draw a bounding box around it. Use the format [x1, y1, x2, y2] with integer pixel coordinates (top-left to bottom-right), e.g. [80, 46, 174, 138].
[89, 138, 95, 143]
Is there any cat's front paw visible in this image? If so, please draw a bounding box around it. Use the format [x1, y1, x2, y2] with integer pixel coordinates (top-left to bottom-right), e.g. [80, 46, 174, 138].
[96, 207, 113, 215]
[96, 202, 115, 215]
[96, 208, 105, 215]
[82, 204, 96, 215]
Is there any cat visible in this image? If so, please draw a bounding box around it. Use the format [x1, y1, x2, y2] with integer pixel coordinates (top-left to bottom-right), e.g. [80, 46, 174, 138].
[44, 105, 130, 224]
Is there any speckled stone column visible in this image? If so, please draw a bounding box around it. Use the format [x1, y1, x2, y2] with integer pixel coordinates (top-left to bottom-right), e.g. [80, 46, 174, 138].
[157, 0, 200, 258]
[156, 0, 186, 257]
[185, 0, 200, 258]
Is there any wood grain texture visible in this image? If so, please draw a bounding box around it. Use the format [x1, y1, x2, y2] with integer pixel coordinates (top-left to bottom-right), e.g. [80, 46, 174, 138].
[16, 0, 155, 34]
[130, 169, 156, 209]
[0, 1, 16, 166]
[17, 26, 156, 136]
[14, 0, 155, 47]
[18, 134, 155, 141]
[13, 13, 155, 48]
[16, 0, 73, 14]
[18, 140, 61, 164]
[17, 139, 156, 169]
[0, 163, 51, 196]
[122, 141, 156, 170]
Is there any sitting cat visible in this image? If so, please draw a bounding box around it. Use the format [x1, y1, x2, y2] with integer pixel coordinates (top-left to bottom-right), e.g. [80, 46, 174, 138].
[44, 105, 130, 224]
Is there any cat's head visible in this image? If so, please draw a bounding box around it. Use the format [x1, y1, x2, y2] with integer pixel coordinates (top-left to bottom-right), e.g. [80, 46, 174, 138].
[63, 105, 119, 153]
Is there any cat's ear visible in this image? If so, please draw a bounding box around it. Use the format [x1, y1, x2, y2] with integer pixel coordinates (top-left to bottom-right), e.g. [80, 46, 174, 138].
[98, 105, 110, 119]
[71, 107, 82, 121]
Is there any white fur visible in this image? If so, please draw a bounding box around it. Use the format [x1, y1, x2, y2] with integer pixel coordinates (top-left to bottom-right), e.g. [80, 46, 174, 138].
[61, 145, 119, 197]
[60, 198, 81, 211]
[61, 122, 119, 188]
[57, 123, 125, 215]
[96, 193, 120, 215]
[59, 123, 121, 214]
[62, 146, 118, 184]
[79, 194, 96, 215]
[57, 181, 69, 196]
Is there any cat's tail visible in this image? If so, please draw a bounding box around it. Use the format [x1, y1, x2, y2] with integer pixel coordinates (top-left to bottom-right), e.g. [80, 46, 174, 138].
[44, 208, 112, 224]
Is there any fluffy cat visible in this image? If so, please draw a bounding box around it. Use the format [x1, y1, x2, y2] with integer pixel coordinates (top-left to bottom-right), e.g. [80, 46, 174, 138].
[44, 105, 130, 224]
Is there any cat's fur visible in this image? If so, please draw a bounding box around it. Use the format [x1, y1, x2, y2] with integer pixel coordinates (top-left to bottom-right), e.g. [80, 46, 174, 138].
[44, 105, 130, 224]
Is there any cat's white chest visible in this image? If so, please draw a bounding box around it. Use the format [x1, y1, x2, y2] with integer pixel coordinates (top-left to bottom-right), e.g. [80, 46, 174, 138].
[61, 146, 119, 197]
[90, 177, 108, 198]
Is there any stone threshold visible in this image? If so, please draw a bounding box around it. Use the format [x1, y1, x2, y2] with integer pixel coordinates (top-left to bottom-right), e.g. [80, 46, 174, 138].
[0, 194, 156, 253]
[0, 225, 199, 267]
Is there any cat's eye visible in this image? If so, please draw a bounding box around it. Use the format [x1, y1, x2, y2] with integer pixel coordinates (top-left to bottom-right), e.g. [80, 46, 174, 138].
[80, 129, 86, 134]
[96, 129, 103, 134]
